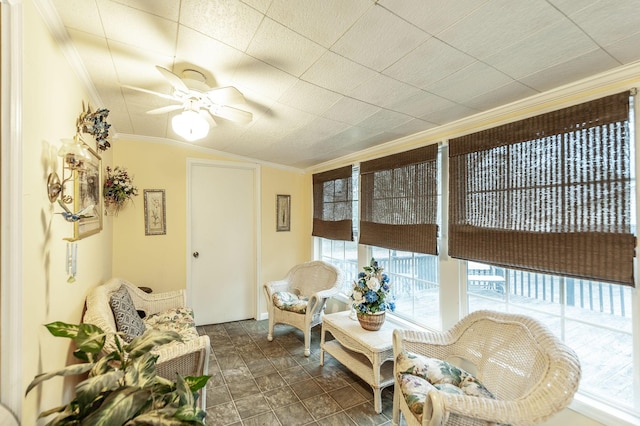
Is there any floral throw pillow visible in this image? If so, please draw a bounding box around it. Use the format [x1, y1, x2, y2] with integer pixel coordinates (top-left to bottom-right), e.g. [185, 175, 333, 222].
[109, 285, 146, 343]
[272, 291, 308, 314]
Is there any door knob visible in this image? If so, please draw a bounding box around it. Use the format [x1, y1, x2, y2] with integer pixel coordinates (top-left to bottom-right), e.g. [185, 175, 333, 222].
[193, 251, 199, 258]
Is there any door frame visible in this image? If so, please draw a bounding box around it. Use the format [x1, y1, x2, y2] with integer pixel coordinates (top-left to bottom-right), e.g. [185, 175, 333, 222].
[185, 158, 262, 320]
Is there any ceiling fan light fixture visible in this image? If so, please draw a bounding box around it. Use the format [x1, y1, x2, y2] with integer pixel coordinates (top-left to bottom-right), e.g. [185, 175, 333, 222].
[172, 109, 209, 141]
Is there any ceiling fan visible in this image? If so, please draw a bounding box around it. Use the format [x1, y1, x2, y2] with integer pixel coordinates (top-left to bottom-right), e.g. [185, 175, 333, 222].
[124, 66, 253, 141]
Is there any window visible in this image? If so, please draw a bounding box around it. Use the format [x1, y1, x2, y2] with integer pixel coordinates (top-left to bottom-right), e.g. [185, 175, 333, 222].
[372, 248, 440, 329]
[314, 92, 639, 423]
[317, 166, 359, 294]
[466, 263, 634, 410]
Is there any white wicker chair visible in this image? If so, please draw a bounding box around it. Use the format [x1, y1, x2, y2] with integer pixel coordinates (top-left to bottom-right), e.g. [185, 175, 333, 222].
[83, 278, 211, 410]
[263, 260, 343, 356]
[392, 310, 581, 426]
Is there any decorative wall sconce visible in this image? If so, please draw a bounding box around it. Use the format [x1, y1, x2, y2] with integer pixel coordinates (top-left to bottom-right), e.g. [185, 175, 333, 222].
[47, 134, 91, 204]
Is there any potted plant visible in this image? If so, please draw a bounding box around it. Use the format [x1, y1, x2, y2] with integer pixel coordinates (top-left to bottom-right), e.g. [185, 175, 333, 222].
[26, 321, 210, 425]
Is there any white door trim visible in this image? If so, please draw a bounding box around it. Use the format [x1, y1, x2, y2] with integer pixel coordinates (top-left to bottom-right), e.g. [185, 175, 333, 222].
[1, 0, 23, 419]
[185, 158, 262, 320]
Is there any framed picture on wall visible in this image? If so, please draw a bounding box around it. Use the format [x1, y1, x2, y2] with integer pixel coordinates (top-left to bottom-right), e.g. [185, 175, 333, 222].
[276, 194, 290, 232]
[73, 145, 102, 240]
[144, 189, 166, 235]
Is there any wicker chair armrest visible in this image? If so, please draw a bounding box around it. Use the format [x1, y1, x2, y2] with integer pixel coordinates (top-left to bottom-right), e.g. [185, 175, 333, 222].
[152, 335, 211, 374]
[393, 329, 455, 356]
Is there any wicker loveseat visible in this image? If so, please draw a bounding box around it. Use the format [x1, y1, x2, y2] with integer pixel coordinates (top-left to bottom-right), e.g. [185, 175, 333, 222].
[392, 310, 581, 426]
[83, 278, 210, 409]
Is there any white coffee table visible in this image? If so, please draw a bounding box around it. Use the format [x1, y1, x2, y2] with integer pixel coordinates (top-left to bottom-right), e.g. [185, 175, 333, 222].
[320, 310, 400, 413]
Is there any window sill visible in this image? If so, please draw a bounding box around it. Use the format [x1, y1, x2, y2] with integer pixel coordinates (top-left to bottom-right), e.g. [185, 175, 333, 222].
[568, 393, 640, 426]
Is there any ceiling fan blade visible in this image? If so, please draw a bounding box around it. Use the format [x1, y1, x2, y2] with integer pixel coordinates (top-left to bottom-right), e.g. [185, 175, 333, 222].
[210, 105, 253, 124]
[122, 85, 175, 101]
[206, 86, 246, 105]
[156, 65, 189, 92]
[146, 104, 184, 115]
[205, 111, 218, 128]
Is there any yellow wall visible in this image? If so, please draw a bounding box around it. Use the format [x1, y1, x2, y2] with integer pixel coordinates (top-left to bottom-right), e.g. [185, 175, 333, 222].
[21, 0, 113, 423]
[110, 138, 312, 315]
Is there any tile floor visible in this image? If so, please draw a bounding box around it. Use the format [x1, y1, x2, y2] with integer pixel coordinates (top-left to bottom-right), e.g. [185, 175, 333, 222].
[197, 319, 399, 426]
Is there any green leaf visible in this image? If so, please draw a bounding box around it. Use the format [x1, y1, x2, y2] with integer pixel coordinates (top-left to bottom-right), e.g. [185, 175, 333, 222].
[75, 369, 124, 408]
[26, 362, 94, 395]
[183, 375, 210, 393]
[82, 387, 151, 426]
[124, 352, 159, 388]
[45, 321, 80, 339]
[125, 330, 182, 359]
[124, 409, 184, 426]
[173, 374, 194, 407]
[174, 404, 206, 424]
[76, 323, 107, 355]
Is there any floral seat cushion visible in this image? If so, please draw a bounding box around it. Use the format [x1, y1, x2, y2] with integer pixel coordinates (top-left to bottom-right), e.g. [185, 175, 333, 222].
[272, 291, 308, 314]
[143, 307, 200, 342]
[396, 351, 497, 423]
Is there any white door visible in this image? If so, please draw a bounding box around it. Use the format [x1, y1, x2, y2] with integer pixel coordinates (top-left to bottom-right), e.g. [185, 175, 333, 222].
[188, 160, 257, 325]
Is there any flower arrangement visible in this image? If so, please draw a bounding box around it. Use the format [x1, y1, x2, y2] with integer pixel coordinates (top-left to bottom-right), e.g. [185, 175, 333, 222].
[103, 166, 138, 214]
[351, 258, 395, 315]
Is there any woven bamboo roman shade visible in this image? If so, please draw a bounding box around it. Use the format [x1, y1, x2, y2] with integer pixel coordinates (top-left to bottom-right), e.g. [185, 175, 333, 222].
[312, 165, 353, 241]
[359, 144, 439, 255]
[449, 91, 636, 286]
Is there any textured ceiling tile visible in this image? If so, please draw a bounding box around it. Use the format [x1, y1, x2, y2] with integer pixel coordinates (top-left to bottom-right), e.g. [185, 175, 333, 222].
[246, 18, 326, 76]
[267, 0, 373, 48]
[322, 97, 380, 125]
[571, 0, 640, 46]
[175, 26, 243, 87]
[301, 51, 377, 94]
[519, 49, 620, 92]
[179, 0, 264, 51]
[384, 38, 475, 89]
[464, 81, 538, 111]
[604, 32, 640, 64]
[421, 103, 478, 125]
[98, 0, 178, 56]
[357, 109, 413, 132]
[108, 40, 175, 87]
[110, 0, 181, 21]
[425, 61, 513, 104]
[387, 91, 457, 118]
[331, 5, 430, 71]
[438, 0, 564, 59]
[379, 0, 489, 35]
[52, 0, 104, 37]
[241, 0, 272, 14]
[231, 55, 298, 101]
[318, 126, 383, 151]
[484, 21, 598, 79]
[348, 74, 422, 109]
[547, 0, 599, 15]
[278, 80, 342, 115]
[388, 118, 437, 137]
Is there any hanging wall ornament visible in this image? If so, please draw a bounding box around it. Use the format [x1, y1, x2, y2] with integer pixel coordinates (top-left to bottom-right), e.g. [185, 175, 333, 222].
[77, 101, 112, 152]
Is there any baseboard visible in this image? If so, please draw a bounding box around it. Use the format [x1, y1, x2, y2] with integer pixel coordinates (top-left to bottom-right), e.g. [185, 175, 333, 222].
[258, 312, 268, 321]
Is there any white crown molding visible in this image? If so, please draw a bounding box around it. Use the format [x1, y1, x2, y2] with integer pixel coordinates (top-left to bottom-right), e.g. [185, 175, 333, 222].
[308, 60, 640, 174]
[116, 133, 306, 174]
[33, 0, 104, 109]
